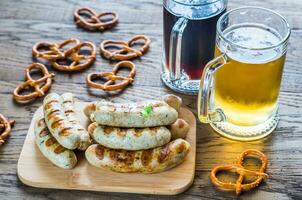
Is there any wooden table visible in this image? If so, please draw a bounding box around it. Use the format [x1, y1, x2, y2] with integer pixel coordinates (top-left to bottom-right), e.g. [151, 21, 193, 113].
[0, 0, 301, 199]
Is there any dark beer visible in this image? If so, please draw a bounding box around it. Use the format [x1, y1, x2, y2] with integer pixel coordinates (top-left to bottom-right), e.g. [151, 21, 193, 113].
[163, 6, 225, 79]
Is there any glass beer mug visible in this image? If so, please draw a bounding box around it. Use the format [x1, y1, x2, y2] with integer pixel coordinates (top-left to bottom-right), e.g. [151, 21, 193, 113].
[198, 7, 291, 141]
[162, 0, 227, 95]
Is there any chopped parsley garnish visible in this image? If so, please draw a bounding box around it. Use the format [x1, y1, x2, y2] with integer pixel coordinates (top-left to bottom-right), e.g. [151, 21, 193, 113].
[142, 105, 153, 118]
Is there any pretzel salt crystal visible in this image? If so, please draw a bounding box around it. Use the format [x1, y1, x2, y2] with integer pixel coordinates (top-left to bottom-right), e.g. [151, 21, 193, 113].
[74, 7, 118, 31]
[100, 35, 150, 60]
[13, 63, 55, 102]
[86, 61, 136, 91]
[210, 149, 268, 195]
[0, 114, 15, 145]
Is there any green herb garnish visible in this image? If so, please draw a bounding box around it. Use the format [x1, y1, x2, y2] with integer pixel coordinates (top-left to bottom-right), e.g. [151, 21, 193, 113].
[142, 105, 153, 118]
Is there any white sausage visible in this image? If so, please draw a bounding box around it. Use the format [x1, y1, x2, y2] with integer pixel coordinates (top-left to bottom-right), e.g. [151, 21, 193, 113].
[34, 117, 77, 169]
[88, 122, 171, 150]
[85, 138, 190, 173]
[61, 93, 91, 150]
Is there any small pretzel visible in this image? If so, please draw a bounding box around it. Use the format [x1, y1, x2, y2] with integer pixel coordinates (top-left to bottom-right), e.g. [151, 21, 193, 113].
[86, 61, 136, 91]
[32, 39, 80, 60]
[100, 35, 150, 60]
[50, 41, 96, 72]
[13, 63, 55, 102]
[210, 149, 268, 195]
[0, 114, 15, 145]
[74, 7, 118, 31]
[32, 39, 96, 72]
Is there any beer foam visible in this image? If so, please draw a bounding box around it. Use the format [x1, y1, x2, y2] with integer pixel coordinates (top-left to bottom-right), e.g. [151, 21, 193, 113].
[220, 25, 284, 64]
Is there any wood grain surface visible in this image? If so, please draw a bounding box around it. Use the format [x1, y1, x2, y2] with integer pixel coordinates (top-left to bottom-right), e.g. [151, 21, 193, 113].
[0, 0, 301, 199]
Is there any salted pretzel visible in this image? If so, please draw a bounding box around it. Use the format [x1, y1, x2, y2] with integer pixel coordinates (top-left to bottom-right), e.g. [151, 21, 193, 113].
[100, 35, 151, 60]
[13, 63, 55, 102]
[50, 41, 96, 71]
[0, 114, 15, 145]
[210, 149, 268, 195]
[74, 7, 118, 31]
[32, 39, 80, 60]
[86, 61, 136, 91]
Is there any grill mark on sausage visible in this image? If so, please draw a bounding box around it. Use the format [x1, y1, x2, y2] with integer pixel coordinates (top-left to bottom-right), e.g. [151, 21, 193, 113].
[64, 109, 75, 114]
[95, 145, 105, 160]
[109, 149, 135, 165]
[117, 128, 126, 137]
[124, 151, 135, 165]
[63, 100, 73, 104]
[103, 126, 113, 134]
[54, 145, 65, 154]
[51, 118, 64, 129]
[158, 143, 171, 163]
[149, 127, 159, 135]
[37, 118, 46, 128]
[39, 128, 49, 137]
[134, 128, 144, 137]
[58, 127, 72, 136]
[46, 109, 61, 120]
[176, 142, 186, 153]
[44, 100, 59, 110]
[45, 137, 57, 146]
[141, 149, 153, 166]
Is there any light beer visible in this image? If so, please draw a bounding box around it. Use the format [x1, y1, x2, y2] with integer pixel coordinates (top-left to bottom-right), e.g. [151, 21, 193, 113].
[214, 26, 286, 126]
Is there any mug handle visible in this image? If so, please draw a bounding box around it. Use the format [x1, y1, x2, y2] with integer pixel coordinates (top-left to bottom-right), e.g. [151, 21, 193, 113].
[198, 53, 227, 123]
[169, 17, 188, 80]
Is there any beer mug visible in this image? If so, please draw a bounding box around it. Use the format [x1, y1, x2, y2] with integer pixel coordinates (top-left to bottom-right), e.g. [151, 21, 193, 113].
[162, 0, 227, 95]
[198, 7, 291, 141]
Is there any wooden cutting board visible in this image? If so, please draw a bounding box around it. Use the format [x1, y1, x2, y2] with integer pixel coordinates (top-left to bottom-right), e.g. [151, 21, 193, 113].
[17, 102, 196, 195]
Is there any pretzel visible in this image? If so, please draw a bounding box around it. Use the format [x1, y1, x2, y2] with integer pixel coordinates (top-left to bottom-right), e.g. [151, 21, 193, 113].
[32, 39, 80, 60]
[13, 63, 55, 102]
[0, 114, 15, 145]
[86, 61, 136, 91]
[32, 39, 96, 72]
[100, 35, 150, 60]
[74, 7, 118, 31]
[210, 149, 268, 195]
[51, 41, 96, 71]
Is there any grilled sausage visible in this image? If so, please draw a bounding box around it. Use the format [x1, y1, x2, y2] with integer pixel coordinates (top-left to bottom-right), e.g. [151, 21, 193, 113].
[43, 93, 81, 150]
[61, 93, 91, 150]
[85, 138, 190, 173]
[88, 122, 171, 150]
[85, 100, 178, 127]
[161, 94, 182, 112]
[169, 119, 190, 140]
[34, 118, 77, 169]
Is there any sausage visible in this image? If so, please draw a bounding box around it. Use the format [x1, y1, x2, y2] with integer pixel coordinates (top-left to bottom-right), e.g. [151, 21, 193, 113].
[43, 93, 81, 150]
[85, 100, 178, 127]
[169, 119, 190, 140]
[85, 138, 190, 173]
[34, 118, 77, 169]
[61, 93, 91, 150]
[88, 122, 171, 150]
[161, 94, 182, 112]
